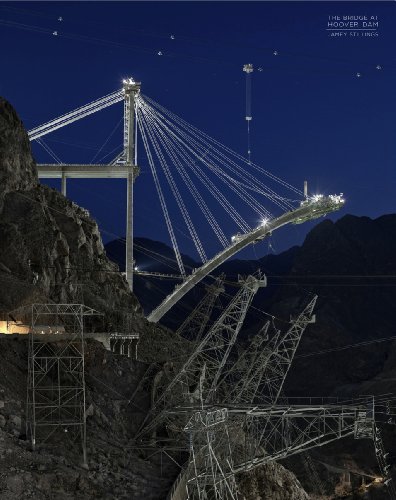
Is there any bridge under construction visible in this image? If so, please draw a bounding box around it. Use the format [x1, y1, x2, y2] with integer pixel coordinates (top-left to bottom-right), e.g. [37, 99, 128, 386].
[22, 77, 395, 499]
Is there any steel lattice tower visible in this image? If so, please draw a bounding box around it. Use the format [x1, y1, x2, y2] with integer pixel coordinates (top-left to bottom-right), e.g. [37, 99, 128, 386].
[26, 303, 101, 467]
[186, 408, 238, 500]
[176, 274, 225, 342]
[135, 272, 267, 440]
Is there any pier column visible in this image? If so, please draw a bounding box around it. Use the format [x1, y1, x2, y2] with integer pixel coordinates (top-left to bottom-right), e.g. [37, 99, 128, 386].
[126, 170, 134, 290]
[123, 78, 140, 292]
[61, 171, 67, 197]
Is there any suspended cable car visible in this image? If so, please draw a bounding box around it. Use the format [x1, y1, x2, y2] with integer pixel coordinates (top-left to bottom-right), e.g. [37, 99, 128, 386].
[243, 64, 254, 164]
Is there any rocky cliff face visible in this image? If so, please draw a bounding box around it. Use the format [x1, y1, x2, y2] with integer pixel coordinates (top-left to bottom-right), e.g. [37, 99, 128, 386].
[0, 98, 38, 210]
[237, 463, 309, 500]
[0, 97, 140, 324]
[0, 337, 179, 500]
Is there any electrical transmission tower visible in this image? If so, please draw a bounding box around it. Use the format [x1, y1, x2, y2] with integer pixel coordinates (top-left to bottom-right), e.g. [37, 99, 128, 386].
[176, 274, 225, 342]
[26, 303, 102, 466]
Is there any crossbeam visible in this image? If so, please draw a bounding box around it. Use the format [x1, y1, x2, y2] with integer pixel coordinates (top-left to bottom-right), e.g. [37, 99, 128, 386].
[232, 402, 375, 472]
[37, 164, 139, 179]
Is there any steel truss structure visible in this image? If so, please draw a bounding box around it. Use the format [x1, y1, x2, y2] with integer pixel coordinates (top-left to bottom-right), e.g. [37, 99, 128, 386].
[185, 408, 238, 500]
[224, 296, 317, 405]
[373, 425, 396, 497]
[176, 274, 225, 342]
[136, 273, 267, 440]
[26, 303, 101, 466]
[148, 284, 395, 500]
[29, 80, 140, 291]
[182, 399, 376, 499]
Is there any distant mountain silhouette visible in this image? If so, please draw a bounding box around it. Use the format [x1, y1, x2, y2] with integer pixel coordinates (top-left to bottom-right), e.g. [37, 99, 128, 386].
[104, 236, 299, 326]
[105, 214, 396, 399]
[269, 214, 396, 397]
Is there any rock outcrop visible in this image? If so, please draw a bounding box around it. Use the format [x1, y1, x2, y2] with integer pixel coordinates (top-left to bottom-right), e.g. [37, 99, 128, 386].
[237, 462, 309, 500]
[0, 98, 38, 210]
[0, 337, 178, 500]
[0, 97, 140, 323]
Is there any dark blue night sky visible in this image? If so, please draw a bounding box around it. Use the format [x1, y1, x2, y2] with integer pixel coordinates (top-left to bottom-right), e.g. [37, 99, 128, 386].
[1, 1, 395, 263]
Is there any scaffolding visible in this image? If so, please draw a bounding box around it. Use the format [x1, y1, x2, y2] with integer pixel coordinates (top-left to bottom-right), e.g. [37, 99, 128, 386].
[26, 303, 101, 467]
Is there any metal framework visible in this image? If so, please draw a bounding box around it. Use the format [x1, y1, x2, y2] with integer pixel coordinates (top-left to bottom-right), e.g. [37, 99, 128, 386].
[373, 425, 396, 498]
[26, 303, 101, 466]
[185, 408, 238, 500]
[220, 321, 271, 405]
[180, 399, 376, 500]
[216, 295, 317, 407]
[176, 274, 225, 342]
[162, 288, 395, 500]
[234, 400, 374, 471]
[28, 80, 140, 291]
[136, 273, 267, 440]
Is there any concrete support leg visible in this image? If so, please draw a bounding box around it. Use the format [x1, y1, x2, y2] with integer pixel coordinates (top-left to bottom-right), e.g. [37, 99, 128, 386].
[61, 172, 67, 197]
[126, 171, 133, 291]
[111, 339, 119, 355]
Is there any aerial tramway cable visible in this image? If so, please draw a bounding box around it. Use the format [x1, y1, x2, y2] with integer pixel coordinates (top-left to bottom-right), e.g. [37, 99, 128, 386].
[243, 64, 254, 164]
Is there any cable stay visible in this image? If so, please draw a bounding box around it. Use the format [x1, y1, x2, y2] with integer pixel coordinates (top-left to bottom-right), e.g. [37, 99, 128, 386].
[36, 138, 62, 164]
[28, 80, 345, 318]
[139, 96, 293, 214]
[137, 104, 207, 263]
[137, 108, 186, 278]
[138, 102, 229, 248]
[90, 117, 123, 163]
[137, 97, 253, 232]
[142, 94, 303, 197]
[28, 89, 124, 140]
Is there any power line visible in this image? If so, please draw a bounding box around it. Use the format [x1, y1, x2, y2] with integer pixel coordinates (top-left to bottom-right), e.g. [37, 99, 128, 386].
[2, 5, 394, 75]
[296, 334, 396, 359]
